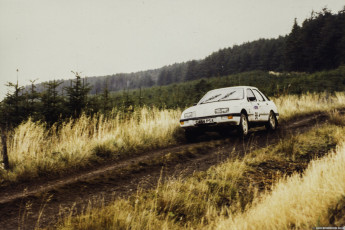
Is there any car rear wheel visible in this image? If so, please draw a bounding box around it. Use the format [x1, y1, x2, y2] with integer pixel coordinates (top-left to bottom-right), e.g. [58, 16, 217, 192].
[266, 111, 277, 130]
[238, 113, 249, 136]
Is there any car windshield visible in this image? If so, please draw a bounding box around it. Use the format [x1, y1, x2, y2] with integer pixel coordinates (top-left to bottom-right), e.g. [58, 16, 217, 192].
[199, 88, 244, 104]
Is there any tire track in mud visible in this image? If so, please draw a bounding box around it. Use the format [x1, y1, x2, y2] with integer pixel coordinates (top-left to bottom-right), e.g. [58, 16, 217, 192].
[0, 112, 331, 229]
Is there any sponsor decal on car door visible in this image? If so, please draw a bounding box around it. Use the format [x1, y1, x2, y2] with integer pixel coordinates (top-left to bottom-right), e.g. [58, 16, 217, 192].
[253, 89, 269, 121]
[246, 89, 262, 121]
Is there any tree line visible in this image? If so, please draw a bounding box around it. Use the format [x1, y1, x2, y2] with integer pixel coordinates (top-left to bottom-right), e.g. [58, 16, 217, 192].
[165, 7, 345, 84]
[0, 72, 91, 127]
[23, 7, 345, 97]
[110, 66, 345, 109]
[1, 65, 345, 168]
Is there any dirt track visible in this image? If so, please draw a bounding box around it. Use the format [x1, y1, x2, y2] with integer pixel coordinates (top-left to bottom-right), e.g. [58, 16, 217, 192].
[0, 113, 330, 229]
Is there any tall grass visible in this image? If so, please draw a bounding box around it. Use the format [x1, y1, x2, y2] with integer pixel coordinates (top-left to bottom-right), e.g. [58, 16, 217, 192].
[274, 92, 345, 121]
[60, 158, 251, 230]
[58, 124, 345, 230]
[1, 92, 345, 184]
[217, 144, 345, 229]
[0, 107, 181, 183]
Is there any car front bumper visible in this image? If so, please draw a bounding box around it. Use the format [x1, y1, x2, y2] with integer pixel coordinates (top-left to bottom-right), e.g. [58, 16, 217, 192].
[180, 113, 241, 129]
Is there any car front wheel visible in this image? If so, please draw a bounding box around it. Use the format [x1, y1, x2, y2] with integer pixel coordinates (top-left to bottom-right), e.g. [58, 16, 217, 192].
[266, 111, 277, 130]
[238, 113, 249, 136]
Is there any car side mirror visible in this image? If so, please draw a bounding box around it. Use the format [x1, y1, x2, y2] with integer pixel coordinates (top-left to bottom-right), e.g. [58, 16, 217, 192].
[248, 96, 256, 102]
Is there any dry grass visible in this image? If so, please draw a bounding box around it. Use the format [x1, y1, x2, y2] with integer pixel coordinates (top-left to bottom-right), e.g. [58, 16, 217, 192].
[217, 143, 345, 229]
[0, 107, 181, 183]
[59, 158, 250, 230]
[1, 92, 345, 184]
[328, 109, 345, 126]
[273, 91, 345, 121]
[57, 122, 345, 230]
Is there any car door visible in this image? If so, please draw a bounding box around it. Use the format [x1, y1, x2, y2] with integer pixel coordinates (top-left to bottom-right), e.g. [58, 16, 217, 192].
[246, 88, 261, 122]
[252, 89, 269, 121]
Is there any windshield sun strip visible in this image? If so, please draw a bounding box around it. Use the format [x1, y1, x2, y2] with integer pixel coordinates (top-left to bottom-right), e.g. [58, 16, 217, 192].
[199, 88, 244, 104]
[201, 94, 222, 104]
[218, 91, 235, 100]
[199, 98, 241, 105]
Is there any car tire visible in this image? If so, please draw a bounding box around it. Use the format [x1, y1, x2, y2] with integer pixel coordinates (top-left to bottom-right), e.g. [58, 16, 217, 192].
[185, 129, 199, 142]
[238, 113, 249, 137]
[266, 111, 278, 131]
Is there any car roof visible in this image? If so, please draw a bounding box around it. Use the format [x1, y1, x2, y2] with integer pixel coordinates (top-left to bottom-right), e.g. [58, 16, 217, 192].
[207, 86, 258, 92]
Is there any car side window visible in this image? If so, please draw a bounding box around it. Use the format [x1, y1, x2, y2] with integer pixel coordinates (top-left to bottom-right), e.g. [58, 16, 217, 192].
[253, 89, 265, 102]
[246, 89, 256, 101]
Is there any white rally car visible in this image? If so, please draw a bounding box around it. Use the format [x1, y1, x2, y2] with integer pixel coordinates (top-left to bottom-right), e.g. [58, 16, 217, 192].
[180, 86, 279, 139]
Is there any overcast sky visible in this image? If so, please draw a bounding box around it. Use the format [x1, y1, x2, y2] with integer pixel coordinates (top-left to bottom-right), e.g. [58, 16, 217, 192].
[0, 0, 344, 99]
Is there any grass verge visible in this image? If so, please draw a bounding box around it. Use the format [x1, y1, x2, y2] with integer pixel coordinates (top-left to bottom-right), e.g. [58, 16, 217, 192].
[0, 107, 182, 184]
[1, 92, 345, 185]
[218, 139, 345, 229]
[56, 118, 345, 229]
[275, 91, 345, 121]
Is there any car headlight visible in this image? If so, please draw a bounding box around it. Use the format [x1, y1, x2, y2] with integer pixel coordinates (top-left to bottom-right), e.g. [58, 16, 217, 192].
[184, 112, 195, 118]
[215, 108, 229, 114]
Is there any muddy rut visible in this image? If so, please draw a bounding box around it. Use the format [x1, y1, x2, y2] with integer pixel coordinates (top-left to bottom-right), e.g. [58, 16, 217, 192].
[0, 113, 331, 229]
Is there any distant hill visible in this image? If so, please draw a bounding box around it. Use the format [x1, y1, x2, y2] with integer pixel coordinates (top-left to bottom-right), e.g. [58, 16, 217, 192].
[27, 7, 345, 95]
[28, 63, 188, 95]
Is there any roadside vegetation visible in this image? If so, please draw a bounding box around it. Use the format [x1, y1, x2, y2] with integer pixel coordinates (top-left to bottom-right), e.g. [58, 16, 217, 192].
[275, 91, 345, 121]
[1, 66, 345, 129]
[0, 92, 344, 185]
[0, 108, 181, 184]
[112, 66, 345, 109]
[217, 114, 345, 229]
[217, 140, 345, 229]
[57, 113, 345, 229]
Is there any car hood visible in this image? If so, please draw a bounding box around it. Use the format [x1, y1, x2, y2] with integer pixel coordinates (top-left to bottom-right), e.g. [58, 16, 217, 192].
[181, 100, 243, 119]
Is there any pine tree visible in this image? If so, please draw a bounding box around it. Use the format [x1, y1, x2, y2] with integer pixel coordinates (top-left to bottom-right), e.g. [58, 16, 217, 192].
[2, 81, 26, 127]
[41, 80, 64, 124]
[65, 72, 91, 118]
[185, 60, 199, 81]
[0, 79, 26, 170]
[101, 80, 111, 113]
[285, 18, 303, 71]
[24, 79, 41, 120]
